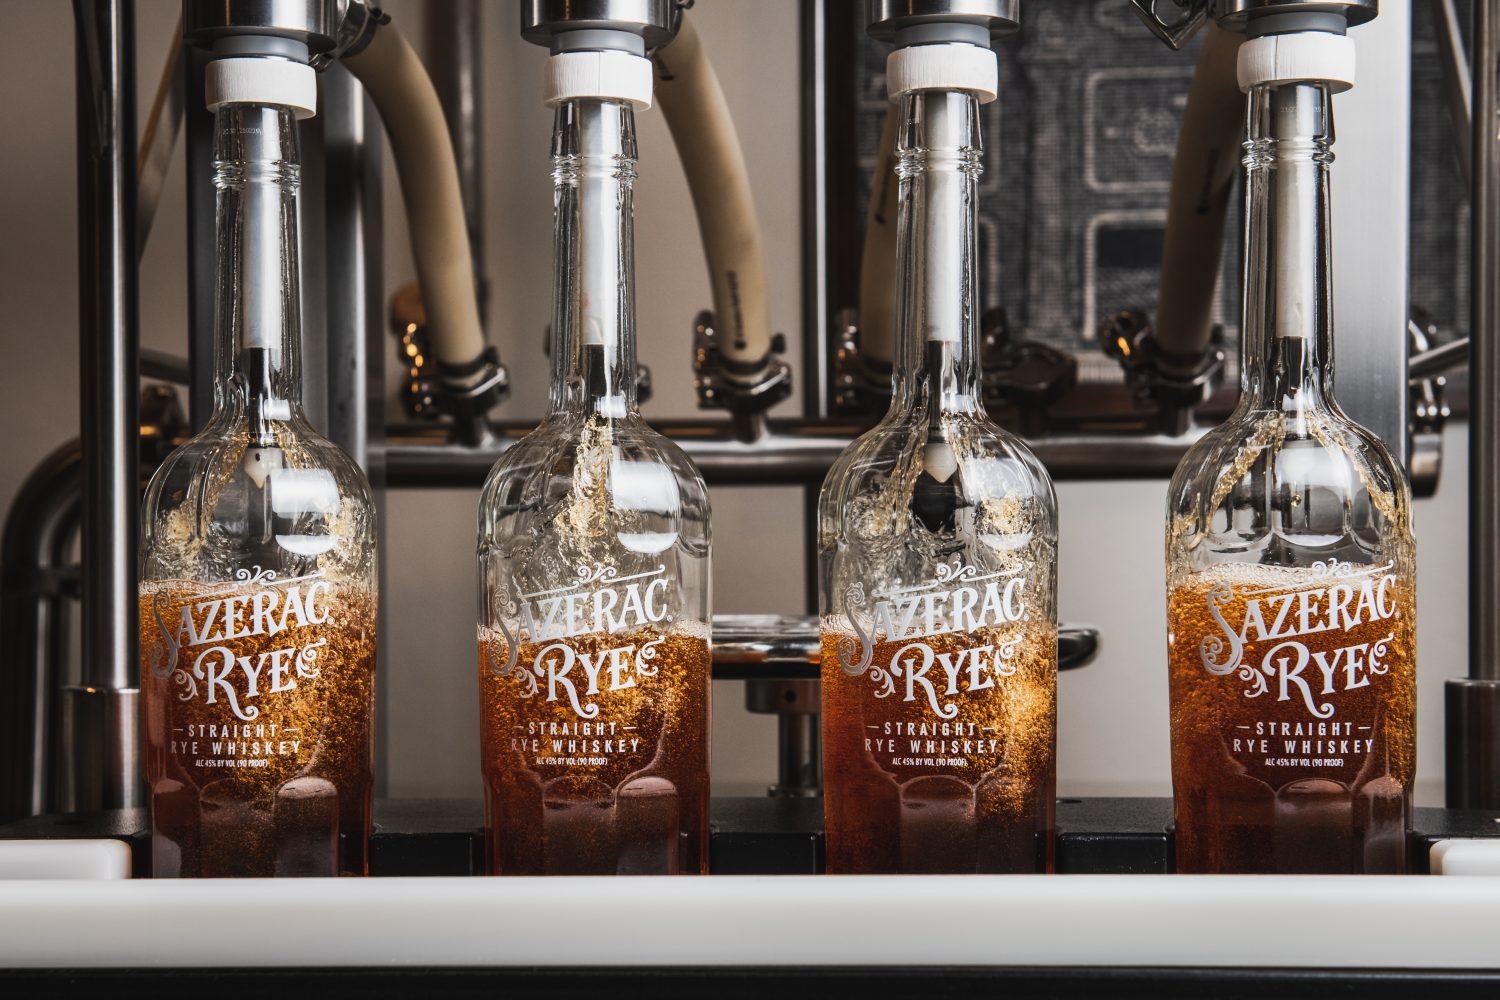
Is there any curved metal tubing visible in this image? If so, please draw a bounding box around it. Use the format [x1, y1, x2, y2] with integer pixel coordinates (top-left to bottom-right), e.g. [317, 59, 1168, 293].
[0, 442, 84, 822]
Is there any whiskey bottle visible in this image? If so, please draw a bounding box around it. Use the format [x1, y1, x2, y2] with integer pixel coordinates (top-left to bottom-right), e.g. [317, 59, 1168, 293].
[139, 51, 378, 877]
[1165, 24, 1415, 873]
[818, 27, 1058, 874]
[477, 41, 712, 875]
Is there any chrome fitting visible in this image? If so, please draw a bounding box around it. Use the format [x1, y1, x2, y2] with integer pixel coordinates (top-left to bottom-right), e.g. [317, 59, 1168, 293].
[866, 0, 1020, 43]
[183, 0, 340, 53]
[692, 311, 793, 441]
[521, 0, 684, 52]
[1101, 309, 1227, 436]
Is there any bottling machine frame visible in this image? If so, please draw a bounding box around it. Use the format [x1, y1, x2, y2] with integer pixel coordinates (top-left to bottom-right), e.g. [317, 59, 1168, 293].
[4, 0, 1500, 992]
[0, 0, 1497, 926]
[8, 0, 1494, 822]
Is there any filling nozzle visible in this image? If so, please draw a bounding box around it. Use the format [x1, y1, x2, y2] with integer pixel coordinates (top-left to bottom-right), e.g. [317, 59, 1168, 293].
[182, 20, 322, 549]
[199, 37, 318, 493]
[913, 342, 962, 533]
[920, 341, 961, 485]
[866, 4, 1010, 526]
[1232, 6, 1358, 368]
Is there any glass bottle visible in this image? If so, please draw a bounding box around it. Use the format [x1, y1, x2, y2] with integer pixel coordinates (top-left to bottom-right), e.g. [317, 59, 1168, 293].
[477, 98, 712, 875]
[139, 101, 379, 877]
[818, 88, 1058, 874]
[1165, 80, 1416, 873]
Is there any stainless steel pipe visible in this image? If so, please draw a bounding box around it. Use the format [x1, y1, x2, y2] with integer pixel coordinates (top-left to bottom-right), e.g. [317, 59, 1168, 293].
[1431, 0, 1473, 182]
[380, 422, 1207, 487]
[427, 0, 486, 312]
[0, 443, 84, 822]
[1450, 0, 1500, 810]
[70, 0, 141, 814]
[1468, 0, 1500, 689]
[1409, 336, 1469, 380]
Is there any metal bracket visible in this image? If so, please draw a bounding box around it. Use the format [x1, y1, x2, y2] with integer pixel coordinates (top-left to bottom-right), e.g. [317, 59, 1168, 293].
[830, 309, 892, 418]
[1408, 316, 1451, 499]
[693, 311, 793, 440]
[1100, 309, 1226, 435]
[438, 347, 509, 418]
[980, 307, 1078, 435]
[389, 284, 509, 441]
[1129, 0, 1214, 49]
[1131, 0, 1377, 47]
[312, 0, 390, 69]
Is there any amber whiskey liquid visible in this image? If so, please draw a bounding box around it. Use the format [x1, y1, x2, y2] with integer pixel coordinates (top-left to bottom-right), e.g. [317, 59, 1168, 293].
[821, 623, 1056, 874]
[479, 624, 711, 875]
[1167, 563, 1414, 873]
[140, 575, 376, 877]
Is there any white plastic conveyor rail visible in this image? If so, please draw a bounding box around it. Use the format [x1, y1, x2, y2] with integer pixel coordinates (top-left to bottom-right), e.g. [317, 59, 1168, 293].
[0, 875, 1497, 968]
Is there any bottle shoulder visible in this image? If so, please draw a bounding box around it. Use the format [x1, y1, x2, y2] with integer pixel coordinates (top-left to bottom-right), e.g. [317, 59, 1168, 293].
[145, 418, 375, 505]
[478, 414, 710, 559]
[820, 411, 1056, 521]
[816, 411, 1057, 605]
[141, 419, 377, 585]
[1167, 404, 1413, 574]
[481, 415, 709, 501]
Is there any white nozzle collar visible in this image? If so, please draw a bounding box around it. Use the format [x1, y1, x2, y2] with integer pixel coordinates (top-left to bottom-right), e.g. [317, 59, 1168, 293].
[887, 43, 998, 103]
[1237, 31, 1355, 93]
[545, 50, 653, 110]
[205, 57, 318, 119]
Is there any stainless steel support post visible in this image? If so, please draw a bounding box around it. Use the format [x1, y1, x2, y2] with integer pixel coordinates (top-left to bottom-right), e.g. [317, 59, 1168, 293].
[185, 46, 215, 432]
[803, 484, 820, 613]
[1431, 0, 1473, 182]
[1450, 0, 1500, 810]
[428, 0, 486, 319]
[311, 61, 386, 792]
[746, 679, 822, 797]
[799, 0, 860, 425]
[69, 0, 141, 813]
[799, 0, 860, 612]
[1328, 3, 1410, 468]
[313, 63, 381, 468]
[300, 99, 331, 435]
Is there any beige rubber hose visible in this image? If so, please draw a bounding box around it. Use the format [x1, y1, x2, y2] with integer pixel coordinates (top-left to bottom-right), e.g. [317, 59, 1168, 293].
[653, 15, 774, 375]
[858, 102, 900, 365]
[343, 25, 487, 376]
[1155, 24, 1244, 365]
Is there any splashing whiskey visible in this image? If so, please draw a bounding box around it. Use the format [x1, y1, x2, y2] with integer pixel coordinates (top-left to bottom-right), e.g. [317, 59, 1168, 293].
[821, 621, 1055, 874]
[1167, 564, 1414, 873]
[140, 577, 376, 877]
[479, 625, 710, 874]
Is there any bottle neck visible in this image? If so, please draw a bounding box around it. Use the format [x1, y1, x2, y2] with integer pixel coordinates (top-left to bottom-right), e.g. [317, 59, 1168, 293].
[1240, 81, 1337, 411]
[211, 103, 305, 431]
[551, 99, 640, 419]
[889, 89, 985, 419]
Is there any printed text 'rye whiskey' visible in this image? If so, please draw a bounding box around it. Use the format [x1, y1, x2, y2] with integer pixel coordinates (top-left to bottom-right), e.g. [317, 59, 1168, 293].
[1164, 32, 1416, 874]
[818, 29, 1058, 875]
[139, 75, 378, 877]
[477, 67, 711, 875]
